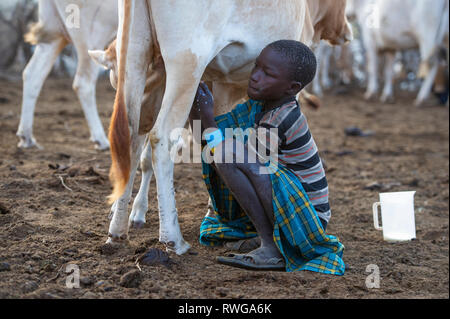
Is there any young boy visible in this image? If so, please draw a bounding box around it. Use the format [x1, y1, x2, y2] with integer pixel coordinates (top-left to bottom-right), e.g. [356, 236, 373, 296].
[191, 40, 345, 275]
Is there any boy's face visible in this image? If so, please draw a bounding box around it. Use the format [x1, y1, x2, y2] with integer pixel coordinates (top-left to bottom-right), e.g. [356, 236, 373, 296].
[247, 47, 301, 103]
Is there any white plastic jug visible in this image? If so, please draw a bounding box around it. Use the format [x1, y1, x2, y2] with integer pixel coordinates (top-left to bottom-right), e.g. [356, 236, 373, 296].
[372, 191, 416, 242]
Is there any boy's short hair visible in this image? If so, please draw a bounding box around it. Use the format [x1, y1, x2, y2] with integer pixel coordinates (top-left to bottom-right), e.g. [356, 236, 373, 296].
[266, 40, 317, 89]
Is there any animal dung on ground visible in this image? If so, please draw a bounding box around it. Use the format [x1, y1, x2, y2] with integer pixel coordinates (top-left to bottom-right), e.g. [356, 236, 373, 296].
[136, 248, 172, 268]
[364, 181, 402, 191]
[345, 126, 375, 137]
[0, 202, 10, 214]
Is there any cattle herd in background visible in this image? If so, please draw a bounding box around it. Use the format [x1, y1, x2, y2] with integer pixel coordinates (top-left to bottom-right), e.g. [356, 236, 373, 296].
[1, 0, 448, 107]
[316, 0, 449, 107]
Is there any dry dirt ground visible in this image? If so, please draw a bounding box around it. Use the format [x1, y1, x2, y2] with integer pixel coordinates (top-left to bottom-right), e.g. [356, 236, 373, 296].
[0, 77, 448, 299]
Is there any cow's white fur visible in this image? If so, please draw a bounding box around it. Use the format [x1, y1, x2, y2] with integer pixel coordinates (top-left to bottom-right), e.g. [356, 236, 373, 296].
[348, 0, 449, 106]
[312, 41, 354, 96]
[17, 0, 118, 150]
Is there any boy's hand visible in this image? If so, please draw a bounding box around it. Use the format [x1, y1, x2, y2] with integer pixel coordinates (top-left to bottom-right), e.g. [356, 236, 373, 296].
[193, 82, 214, 114]
[192, 82, 217, 130]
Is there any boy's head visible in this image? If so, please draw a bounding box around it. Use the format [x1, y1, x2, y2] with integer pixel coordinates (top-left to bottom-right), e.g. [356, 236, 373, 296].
[247, 40, 317, 103]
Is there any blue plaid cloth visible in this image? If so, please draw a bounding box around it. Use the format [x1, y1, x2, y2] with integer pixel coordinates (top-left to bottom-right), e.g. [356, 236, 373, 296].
[199, 100, 345, 275]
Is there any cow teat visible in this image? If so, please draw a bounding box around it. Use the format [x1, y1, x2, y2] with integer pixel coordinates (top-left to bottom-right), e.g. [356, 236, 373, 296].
[88, 49, 118, 89]
[343, 21, 354, 43]
[88, 50, 112, 70]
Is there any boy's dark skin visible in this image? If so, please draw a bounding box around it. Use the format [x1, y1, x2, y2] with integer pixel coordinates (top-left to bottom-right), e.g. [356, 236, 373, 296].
[190, 46, 303, 265]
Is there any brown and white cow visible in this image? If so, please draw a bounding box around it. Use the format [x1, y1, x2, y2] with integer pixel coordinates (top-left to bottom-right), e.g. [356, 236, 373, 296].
[101, 0, 352, 255]
[16, 0, 118, 150]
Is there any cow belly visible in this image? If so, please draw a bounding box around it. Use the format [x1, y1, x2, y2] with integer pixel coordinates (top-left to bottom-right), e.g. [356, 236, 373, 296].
[204, 42, 255, 83]
[377, 32, 417, 51]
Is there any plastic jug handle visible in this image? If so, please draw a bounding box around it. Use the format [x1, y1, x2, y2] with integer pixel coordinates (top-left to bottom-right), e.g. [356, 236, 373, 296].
[373, 202, 382, 230]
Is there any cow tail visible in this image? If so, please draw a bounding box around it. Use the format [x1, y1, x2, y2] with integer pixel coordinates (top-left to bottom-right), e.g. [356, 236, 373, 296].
[108, 0, 133, 204]
[24, 22, 44, 45]
[24, 22, 60, 45]
[436, 0, 449, 50]
[418, 0, 449, 79]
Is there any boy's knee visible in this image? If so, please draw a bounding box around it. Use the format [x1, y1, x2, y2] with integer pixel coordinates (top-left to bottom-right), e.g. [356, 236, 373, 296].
[214, 161, 238, 175]
[213, 142, 234, 165]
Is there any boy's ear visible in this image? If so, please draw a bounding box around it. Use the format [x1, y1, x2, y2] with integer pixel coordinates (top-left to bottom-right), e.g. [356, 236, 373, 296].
[288, 81, 303, 95]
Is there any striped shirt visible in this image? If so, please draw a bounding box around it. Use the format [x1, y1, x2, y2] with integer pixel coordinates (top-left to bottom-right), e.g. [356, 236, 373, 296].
[253, 98, 331, 223]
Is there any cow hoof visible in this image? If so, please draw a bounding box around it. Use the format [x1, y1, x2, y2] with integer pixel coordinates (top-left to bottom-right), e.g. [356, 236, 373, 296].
[107, 233, 129, 245]
[130, 220, 145, 229]
[162, 240, 191, 255]
[414, 99, 424, 108]
[364, 92, 377, 101]
[381, 95, 395, 104]
[17, 136, 42, 149]
[94, 140, 110, 151]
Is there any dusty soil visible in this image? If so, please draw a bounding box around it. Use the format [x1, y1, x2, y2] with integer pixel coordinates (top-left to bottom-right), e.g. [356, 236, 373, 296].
[0, 77, 448, 299]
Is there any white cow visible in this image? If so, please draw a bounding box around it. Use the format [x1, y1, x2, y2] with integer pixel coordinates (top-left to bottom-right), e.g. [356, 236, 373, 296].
[347, 0, 449, 106]
[311, 37, 367, 97]
[101, 0, 353, 255]
[16, 0, 118, 150]
[312, 41, 354, 96]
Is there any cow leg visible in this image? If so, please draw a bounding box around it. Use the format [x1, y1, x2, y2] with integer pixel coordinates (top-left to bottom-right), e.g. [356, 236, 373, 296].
[312, 43, 326, 97]
[17, 38, 66, 148]
[107, 135, 146, 243]
[321, 46, 333, 90]
[72, 54, 110, 150]
[338, 45, 352, 85]
[364, 43, 379, 101]
[107, 0, 152, 243]
[380, 51, 396, 103]
[150, 101, 193, 254]
[149, 55, 216, 254]
[415, 61, 439, 107]
[312, 72, 324, 98]
[129, 134, 153, 228]
[108, 135, 147, 223]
